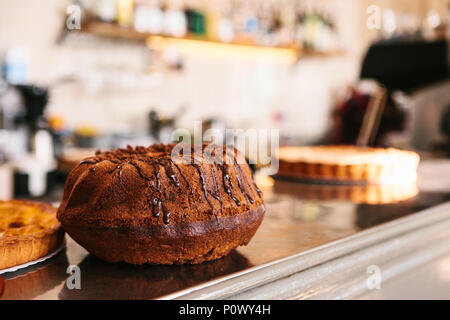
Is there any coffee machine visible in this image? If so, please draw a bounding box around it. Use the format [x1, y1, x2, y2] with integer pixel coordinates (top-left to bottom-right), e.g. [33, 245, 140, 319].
[360, 36, 450, 152]
[0, 82, 55, 197]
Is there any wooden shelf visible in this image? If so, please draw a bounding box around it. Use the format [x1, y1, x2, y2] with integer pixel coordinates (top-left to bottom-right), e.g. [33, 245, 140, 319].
[83, 21, 342, 63]
[84, 21, 151, 41]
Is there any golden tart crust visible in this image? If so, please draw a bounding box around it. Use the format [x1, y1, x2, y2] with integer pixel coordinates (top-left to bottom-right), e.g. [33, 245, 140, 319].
[277, 145, 420, 184]
[0, 200, 64, 270]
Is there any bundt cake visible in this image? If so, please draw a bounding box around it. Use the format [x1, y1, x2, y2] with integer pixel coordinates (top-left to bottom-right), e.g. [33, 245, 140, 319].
[57, 144, 265, 265]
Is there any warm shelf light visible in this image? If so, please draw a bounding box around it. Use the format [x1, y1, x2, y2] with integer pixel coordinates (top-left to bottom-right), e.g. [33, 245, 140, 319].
[146, 36, 299, 64]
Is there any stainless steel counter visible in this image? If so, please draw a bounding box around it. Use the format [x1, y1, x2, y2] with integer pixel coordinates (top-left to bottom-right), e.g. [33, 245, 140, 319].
[2, 160, 450, 299]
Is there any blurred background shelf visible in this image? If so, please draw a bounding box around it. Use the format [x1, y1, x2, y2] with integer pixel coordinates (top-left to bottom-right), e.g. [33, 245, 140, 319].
[83, 21, 343, 62]
[84, 21, 296, 48]
[84, 21, 151, 41]
[1, 0, 449, 200]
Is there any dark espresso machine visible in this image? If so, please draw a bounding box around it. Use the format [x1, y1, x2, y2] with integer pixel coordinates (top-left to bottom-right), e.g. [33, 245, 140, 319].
[360, 36, 450, 152]
[0, 83, 56, 197]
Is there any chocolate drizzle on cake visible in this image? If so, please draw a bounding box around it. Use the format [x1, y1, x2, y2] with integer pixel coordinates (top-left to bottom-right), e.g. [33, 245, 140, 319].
[108, 165, 123, 179]
[193, 164, 219, 224]
[251, 176, 263, 198]
[168, 159, 193, 195]
[128, 161, 151, 181]
[218, 164, 241, 207]
[222, 148, 257, 205]
[209, 166, 224, 208]
[150, 163, 161, 190]
[162, 204, 171, 225]
[75, 144, 262, 225]
[78, 160, 97, 166]
[151, 197, 161, 218]
[232, 161, 254, 205]
[160, 159, 180, 187]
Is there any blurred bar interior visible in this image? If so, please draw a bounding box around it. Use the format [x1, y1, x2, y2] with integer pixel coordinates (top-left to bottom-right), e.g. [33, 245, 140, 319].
[0, 0, 449, 200]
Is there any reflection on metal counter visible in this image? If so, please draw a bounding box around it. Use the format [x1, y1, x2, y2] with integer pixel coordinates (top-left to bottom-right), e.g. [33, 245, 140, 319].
[2, 160, 449, 299]
[0, 250, 69, 300]
[58, 251, 251, 300]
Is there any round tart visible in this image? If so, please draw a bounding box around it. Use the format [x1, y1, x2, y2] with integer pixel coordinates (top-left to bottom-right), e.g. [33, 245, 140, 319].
[276, 145, 420, 184]
[57, 144, 265, 265]
[0, 200, 65, 270]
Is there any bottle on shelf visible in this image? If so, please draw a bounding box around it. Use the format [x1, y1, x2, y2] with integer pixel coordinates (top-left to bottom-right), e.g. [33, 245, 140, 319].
[134, 0, 151, 32]
[87, 0, 339, 52]
[256, 0, 273, 46]
[238, 0, 260, 44]
[94, 0, 117, 23]
[185, 0, 206, 36]
[216, 1, 234, 43]
[116, 0, 135, 27]
[204, 1, 220, 41]
[164, 0, 188, 37]
[148, 0, 165, 34]
[293, 1, 337, 52]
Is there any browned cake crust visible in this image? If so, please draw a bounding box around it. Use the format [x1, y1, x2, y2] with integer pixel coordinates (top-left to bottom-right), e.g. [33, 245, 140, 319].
[0, 200, 65, 270]
[57, 144, 265, 265]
